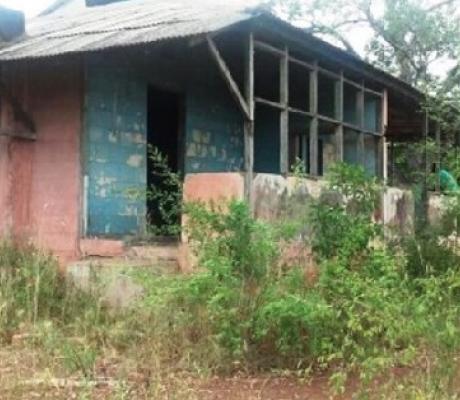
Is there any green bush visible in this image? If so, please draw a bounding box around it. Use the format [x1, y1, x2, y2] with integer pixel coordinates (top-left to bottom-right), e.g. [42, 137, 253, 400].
[3, 162, 460, 396]
[135, 162, 460, 393]
[185, 200, 278, 281]
[403, 193, 460, 278]
[308, 162, 381, 260]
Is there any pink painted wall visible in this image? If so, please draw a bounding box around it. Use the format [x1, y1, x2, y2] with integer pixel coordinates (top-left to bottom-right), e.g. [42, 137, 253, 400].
[0, 136, 12, 235]
[183, 173, 245, 204]
[3, 60, 83, 262]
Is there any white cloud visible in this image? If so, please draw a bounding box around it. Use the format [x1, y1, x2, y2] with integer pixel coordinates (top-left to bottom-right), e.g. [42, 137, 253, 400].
[0, 0, 55, 17]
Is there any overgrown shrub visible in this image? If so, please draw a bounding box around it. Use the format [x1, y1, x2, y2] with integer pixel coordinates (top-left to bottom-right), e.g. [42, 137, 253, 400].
[0, 241, 116, 380]
[0, 242, 65, 341]
[402, 192, 460, 278]
[308, 162, 381, 260]
[3, 161, 460, 396]
[135, 162, 460, 394]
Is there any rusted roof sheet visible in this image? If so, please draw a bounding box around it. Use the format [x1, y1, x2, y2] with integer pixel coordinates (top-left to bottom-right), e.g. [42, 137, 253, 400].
[0, 0, 423, 99]
[0, 0, 254, 60]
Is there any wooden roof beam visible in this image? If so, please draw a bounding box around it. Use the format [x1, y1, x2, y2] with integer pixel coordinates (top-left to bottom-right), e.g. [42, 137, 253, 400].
[0, 80, 36, 140]
[206, 35, 251, 121]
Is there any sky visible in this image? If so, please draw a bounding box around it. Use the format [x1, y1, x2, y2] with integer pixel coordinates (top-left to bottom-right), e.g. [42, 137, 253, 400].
[0, 0, 261, 16]
[0, 0, 370, 52]
[0, 0, 453, 77]
[0, 0, 55, 16]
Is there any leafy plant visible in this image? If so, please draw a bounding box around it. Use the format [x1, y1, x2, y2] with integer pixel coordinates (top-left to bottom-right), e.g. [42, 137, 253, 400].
[308, 162, 381, 259]
[146, 146, 183, 237]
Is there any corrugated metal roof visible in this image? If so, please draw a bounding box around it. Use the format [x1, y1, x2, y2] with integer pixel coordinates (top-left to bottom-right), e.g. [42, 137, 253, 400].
[0, 0, 255, 60]
[0, 0, 423, 99]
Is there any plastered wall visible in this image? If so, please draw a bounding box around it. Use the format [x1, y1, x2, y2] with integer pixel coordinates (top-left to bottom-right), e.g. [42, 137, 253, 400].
[0, 59, 82, 262]
[83, 46, 245, 236]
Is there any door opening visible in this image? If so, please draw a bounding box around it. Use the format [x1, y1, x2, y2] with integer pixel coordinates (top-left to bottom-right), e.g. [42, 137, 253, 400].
[147, 86, 183, 237]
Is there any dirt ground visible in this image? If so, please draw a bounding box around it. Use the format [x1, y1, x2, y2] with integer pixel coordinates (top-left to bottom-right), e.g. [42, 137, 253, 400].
[0, 346, 353, 400]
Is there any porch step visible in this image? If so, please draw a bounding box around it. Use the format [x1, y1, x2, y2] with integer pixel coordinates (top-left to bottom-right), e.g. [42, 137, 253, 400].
[79, 238, 181, 270]
[126, 243, 180, 267]
[67, 243, 182, 309]
[68, 241, 184, 308]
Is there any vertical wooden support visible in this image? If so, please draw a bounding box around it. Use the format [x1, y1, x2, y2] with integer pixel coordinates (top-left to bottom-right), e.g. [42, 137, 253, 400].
[380, 89, 388, 180]
[335, 71, 344, 162]
[423, 112, 430, 183]
[309, 62, 319, 176]
[435, 121, 441, 192]
[244, 33, 255, 203]
[378, 137, 386, 180]
[301, 132, 308, 170]
[357, 84, 365, 166]
[421, 111, 430, 224]
[280, 46, 289, 175]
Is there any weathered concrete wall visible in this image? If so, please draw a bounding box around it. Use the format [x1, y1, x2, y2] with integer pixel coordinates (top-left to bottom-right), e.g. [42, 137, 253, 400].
[382, 187, 415, 235]
[3, 60, 82, 262]
[427, 192, 450, 226]
[252, 173, 414, 235]
[252, 173, 323, 221]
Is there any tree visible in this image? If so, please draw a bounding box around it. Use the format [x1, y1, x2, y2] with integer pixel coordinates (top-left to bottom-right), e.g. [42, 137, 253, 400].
[263, 0, 460, 91]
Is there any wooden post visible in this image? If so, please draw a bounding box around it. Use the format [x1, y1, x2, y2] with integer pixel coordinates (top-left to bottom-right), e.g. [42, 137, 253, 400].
[421, 111, 430, 225]
[435, 121, 441, 192]
[244, 33, 255, 203]
[423, 112, 430, 185]
[391, 140, 396, 186]
[280, 46, 289, 175]
[380, 89, 388, 180]
[0, 73, 36, 140]
[335, 71, 344, 162]
[309, 62, 318, 176]
[301, 131, 308, 171]
[357, 84, 365, 166]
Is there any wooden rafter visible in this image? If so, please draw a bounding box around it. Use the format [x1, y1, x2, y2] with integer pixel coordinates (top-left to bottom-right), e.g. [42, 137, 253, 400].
[244, 32, 255, 204]
[0, 129, 36, 140]
[0, 80, 36, 140]
[206, 35, 251, 121]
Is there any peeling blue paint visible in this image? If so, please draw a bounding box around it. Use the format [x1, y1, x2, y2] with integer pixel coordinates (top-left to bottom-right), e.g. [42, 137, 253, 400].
[84, 58, 147, 237]
[184, 76, 244, 173]
[83, 48, 246, 237]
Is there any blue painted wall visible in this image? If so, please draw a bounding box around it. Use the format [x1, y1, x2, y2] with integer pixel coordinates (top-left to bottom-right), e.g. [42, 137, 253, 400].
[254, 106, 280, 174]
[364, 134, 378, 176]
[364, 95, 381, 132]
[84, 58, 147, 237]
[344, 129, 360, 166]
[185, 81, 244, 173]
[83, 48, 245, 237]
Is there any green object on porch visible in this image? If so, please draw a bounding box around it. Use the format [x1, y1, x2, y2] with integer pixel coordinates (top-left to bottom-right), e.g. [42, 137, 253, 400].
[439, 169, 460, 193]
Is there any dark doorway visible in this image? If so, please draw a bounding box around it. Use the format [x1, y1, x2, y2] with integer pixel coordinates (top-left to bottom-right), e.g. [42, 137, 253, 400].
[147, 86, 183, 236]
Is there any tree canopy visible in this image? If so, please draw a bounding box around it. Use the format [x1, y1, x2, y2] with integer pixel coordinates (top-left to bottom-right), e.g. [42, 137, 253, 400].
[264, 0, 460, 92]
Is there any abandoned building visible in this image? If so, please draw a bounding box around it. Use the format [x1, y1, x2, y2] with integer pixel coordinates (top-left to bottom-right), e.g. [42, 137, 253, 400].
[0, 0, 438, 264]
